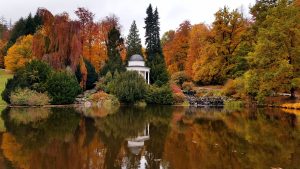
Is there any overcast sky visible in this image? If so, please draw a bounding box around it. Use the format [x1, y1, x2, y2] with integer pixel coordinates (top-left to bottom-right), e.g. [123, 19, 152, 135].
[0, 0, 255, 44]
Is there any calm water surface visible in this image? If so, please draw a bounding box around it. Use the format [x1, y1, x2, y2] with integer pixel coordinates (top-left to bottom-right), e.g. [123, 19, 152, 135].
[0, 106, 299, 169]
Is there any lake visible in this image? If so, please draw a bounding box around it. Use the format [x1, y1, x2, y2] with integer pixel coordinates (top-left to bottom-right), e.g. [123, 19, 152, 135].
[0, 105, 299, 169]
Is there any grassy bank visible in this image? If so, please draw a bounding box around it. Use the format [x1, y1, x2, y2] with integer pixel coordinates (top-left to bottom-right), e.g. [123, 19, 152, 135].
[0, 69, 13, 105]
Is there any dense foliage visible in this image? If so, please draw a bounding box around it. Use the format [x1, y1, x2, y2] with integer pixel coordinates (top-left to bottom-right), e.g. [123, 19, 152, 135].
[1, 60, 52, 103]
[6, 13, 42, 53]
[46, 71, 82, 104]
[100, 27, 125, 75]
[144, 4, 169, 85]
[76, 59, 98, 90]
[1, 1, 299, 104]
[110, 71, 147, 103]
[4, 35, 33, 71]
[145, 85, 174, 105]
[10, 88, 50, 106]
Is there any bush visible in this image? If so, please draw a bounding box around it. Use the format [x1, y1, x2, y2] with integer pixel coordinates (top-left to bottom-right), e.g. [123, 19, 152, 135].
[111, 71, 147, 103]
[182, 82, 195, 92]
[88, 91, 120, 108]
[96, 71, 113, 93]
[22, 60, 53, 92]
[173, 92, 186, 104]
[46, 71, 82, 104]
[145, 85, 174, 105]
[171, 71, 189, 86]
[171, 84, 182, 94]
[10, 88, 50, 106]
[1, 60, 52, 103]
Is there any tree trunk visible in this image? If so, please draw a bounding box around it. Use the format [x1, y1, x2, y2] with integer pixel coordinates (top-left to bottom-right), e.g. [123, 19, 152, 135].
[290, 87, 296, 99]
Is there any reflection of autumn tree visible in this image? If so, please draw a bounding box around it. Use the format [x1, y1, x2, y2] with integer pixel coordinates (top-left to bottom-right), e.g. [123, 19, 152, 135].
[163, 108, 300, 169]
[1, 108, 108, 169]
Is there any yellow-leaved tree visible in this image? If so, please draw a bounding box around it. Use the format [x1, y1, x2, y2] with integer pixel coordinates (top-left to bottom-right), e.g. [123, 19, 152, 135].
[5, 35, 33, 71]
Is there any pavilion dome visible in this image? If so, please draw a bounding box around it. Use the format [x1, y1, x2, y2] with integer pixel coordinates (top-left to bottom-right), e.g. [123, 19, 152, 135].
[129, 54, 144, 61]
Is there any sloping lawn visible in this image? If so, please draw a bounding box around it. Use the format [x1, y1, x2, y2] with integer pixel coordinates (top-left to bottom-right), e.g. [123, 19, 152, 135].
[0, 69, 13, 105]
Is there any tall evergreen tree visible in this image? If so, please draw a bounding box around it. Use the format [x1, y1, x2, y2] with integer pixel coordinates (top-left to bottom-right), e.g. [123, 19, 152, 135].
[5, 13, 42, 54]
[144, 4, 169, 85]
[101, 26, 125, 75]
[126, 20, 143, 63]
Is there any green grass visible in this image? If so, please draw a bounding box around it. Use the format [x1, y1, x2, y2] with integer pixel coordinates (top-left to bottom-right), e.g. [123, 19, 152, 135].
[0, 69, 13, 105]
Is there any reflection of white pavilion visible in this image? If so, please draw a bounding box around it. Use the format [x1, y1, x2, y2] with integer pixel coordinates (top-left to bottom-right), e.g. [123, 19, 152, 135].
[126, 54, 150, 84]
[127, 124, 150, 155]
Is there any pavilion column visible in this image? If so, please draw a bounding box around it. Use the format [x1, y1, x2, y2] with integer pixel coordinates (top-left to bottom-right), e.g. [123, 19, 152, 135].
[147, 71, 150, 84]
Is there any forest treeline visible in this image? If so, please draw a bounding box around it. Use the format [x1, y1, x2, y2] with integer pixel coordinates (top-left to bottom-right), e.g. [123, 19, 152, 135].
[0, 0, 300, 102]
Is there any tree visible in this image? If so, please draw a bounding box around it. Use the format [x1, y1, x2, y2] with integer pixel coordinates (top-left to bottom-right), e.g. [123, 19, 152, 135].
[144, 4, 169, 84]
[5, 13, 42, 54]
[76, 59, 98, 90]
[32, 8, 82, 71]
[163, 20, 191, 74]
[100, 27, 125, 75]
[0, 40, 6, 68]
[250, 0, 278, 38]
[185, 24, 209, 78]
[75, 7, 105, 71]
[126, 20, 143, 63]
[192, 7, 248, 84]
[247, 0, 300, 99]
[4, 35, 33, 71]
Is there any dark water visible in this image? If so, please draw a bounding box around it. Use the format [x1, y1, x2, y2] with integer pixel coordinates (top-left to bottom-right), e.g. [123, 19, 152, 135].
[0, 106, 299, 169]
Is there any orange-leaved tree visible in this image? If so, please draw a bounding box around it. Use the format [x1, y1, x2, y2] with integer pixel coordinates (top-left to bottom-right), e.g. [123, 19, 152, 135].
[4, 35, 33, 71]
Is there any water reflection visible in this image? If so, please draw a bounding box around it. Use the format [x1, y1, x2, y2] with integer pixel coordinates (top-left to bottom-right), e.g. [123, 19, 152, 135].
[0, 106, 299, 169]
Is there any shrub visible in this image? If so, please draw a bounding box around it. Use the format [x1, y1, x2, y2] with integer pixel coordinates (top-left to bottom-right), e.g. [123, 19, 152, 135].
[88, 91, 120, 108]
[46, 71, 82, 104]
[111, 71, 147, 103]
[171, 84, 182, 94]
[145, 85, 174, 105]
[96, 71, 113, 93]
[1, 60, 52, 103]
[10, 88, 50, 106]
[170, 71, 189, 86]
[182, 82, 195, 91]
[173, 92, 186, 104]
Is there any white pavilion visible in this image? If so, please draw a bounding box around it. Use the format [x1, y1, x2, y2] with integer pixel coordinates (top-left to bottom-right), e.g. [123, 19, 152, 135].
[126, 54, 150, 84]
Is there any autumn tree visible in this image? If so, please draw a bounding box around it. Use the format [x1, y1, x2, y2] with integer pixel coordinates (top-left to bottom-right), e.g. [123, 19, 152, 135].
[163, 20, 191, 74]
[250, 0, 278, 38]
[247, 0, 300, 99]
[185, 24, 209, 78]
[193, 7, 248, 84]
[32, 8, 82, 71]
[75, 7, 104, 71]
[144, 4, 169, 84]
[4, 35, 33, 71]
[125, 20, 143, 63]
